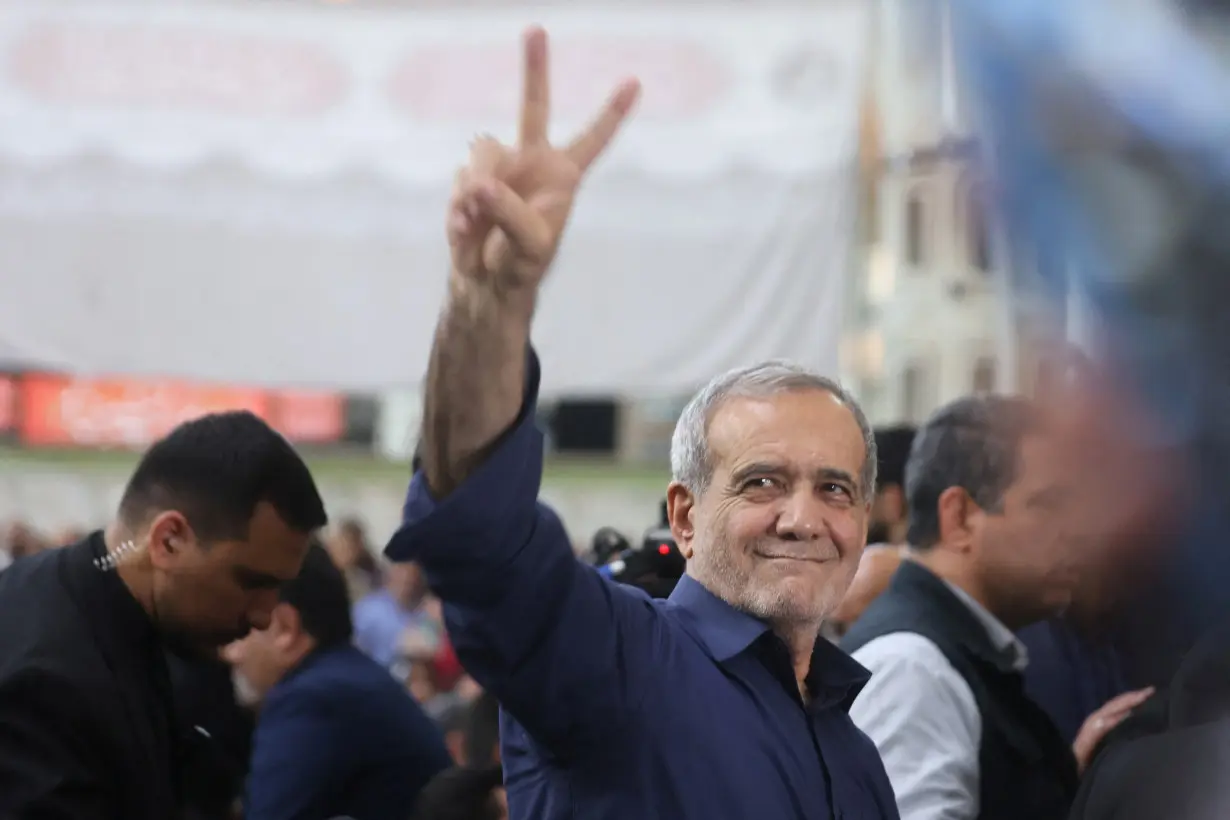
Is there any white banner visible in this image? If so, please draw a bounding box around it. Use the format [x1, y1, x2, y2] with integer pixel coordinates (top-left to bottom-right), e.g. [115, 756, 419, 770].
[0, 2, 865, 182]
[0, 2, 868, 395]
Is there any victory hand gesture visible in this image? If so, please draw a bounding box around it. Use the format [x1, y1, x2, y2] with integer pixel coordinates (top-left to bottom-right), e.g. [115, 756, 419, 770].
[447, 27, 640, 294]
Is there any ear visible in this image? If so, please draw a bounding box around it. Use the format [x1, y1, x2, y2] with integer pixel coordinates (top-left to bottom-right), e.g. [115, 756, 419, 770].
[665, 481, 697, 559]
[936, 486, 979, 552]
[146, 511, 194, 570]
[269, 603, 302, 651]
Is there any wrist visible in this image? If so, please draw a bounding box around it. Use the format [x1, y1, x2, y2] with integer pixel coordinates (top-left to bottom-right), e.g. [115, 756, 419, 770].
[448, 271, 537, 321]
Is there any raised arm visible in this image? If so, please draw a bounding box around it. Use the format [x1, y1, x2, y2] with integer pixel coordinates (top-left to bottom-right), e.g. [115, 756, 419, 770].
[388, 28, 650, 757]
[420, 27, 639, 498]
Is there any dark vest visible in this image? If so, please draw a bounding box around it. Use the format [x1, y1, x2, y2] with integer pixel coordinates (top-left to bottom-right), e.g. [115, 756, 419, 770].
[841, 561, 1079, 820]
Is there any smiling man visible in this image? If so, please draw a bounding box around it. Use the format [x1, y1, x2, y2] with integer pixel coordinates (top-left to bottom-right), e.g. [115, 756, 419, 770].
[385, 27, 896, 820]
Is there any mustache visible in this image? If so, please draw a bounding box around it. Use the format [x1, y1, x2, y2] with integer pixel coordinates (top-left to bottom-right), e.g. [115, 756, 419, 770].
[752, 542, 839, 563]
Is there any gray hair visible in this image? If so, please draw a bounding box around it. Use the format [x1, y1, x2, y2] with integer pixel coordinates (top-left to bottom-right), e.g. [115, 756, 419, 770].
[670, 361, 877, 499]
[904, 395, 1042, 549]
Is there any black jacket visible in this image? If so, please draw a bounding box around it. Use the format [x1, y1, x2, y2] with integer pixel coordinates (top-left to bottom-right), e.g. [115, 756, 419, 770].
[0, 533, 181, 819]
[842, 561, 1079, 820]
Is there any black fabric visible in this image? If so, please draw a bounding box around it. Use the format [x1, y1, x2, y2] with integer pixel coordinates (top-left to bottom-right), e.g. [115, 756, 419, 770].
[1070, 618, 1230, 819]
[168, 653, 254, 819]
[412, 765, 504, 820]
[0, 532, 181, 819]
[842, 561, 1079, 820]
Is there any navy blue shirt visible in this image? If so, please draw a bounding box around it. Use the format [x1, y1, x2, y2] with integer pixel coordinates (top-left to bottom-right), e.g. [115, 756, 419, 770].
[386, 352, 897, 820]
[244, 644, 451, 820]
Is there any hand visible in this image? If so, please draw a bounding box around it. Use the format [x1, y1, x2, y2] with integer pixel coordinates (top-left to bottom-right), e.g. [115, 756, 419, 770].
[1071, 686, 1155, 773]
[446, 27, 640, 296]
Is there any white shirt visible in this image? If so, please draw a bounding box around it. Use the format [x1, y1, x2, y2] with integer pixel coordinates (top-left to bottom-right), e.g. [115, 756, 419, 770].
[847, 578, 1027, 820]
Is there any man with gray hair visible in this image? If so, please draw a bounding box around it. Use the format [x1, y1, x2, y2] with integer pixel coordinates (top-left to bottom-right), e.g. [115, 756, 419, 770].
[386, 27, 896, 820]
[842, 395, 1152, 820]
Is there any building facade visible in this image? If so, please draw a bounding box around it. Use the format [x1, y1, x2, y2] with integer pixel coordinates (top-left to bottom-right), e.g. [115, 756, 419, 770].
[842, 0, 1029, 426]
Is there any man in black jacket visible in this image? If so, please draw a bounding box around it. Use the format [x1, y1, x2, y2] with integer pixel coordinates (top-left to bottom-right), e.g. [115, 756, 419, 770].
[0, 410, 327, 820]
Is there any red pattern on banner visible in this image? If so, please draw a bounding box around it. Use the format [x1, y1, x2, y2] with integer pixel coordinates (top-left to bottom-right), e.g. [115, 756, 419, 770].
[15, 375, 344, 447]
[9, 23, 348, 116]
[269, 390, 345, 444]
[387, 38, 728, 122]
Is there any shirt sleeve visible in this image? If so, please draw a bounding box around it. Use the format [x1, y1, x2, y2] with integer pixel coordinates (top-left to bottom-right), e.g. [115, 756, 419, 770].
[385, 348, 665, 756]
[350, 599, 379, 661]
[848, 633, 982, 820]
[0, 669, 116, 819]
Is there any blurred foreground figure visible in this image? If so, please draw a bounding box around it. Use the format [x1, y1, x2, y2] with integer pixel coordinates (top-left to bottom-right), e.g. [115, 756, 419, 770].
[224, 542, 450, 820]
[387, 28, 897, 820]
[955, 1, 1230, 815]
[0, 412, 326, 819]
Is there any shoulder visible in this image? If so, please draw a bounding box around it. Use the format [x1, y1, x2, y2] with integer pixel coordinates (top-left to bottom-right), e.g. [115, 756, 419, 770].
[849, 632, 978, 721]
[0, 548, 70, 610]
[351, 592, 387, 619]
[852, 631, 955, 674]
[0, 565, 104, 684]
[269, 648, 433, 727]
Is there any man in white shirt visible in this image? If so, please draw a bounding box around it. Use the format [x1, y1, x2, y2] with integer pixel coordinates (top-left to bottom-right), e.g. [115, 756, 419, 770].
[842, 395, 1152, 820]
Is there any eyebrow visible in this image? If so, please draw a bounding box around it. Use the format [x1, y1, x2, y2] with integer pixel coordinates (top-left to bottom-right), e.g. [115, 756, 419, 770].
[729, 463, 860, 494]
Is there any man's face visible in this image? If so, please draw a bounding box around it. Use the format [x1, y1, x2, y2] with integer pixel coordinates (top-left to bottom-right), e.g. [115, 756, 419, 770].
[973, 433, 1079, 623]
[221, 603, 300, 707]
[671, 389, 870, 627]
[148, 502, 311, 656]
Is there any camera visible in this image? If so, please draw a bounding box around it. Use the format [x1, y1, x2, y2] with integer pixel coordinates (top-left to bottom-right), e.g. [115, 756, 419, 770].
[591, 501, 684, 599]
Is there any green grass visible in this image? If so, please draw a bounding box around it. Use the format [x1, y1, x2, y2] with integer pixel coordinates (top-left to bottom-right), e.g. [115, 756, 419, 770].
[0, 444, 669, 490]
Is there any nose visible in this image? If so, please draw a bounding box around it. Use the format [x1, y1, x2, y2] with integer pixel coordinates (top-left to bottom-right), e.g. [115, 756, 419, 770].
[775, 488, 828, 541]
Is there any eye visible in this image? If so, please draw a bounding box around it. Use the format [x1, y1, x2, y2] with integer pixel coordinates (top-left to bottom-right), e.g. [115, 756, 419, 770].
[741, 476, 780, 492]
[822, 483, 854, 500]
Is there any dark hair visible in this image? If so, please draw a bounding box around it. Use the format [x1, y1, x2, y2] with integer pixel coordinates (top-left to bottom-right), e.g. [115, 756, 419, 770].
[905, 396, 1041, 550]
[119, 411, 327, 541]
[462, 692, 501, 767]
[279, 540, 353, 648]
[412, 765, 504, 820]
[873, 425, 917, 490]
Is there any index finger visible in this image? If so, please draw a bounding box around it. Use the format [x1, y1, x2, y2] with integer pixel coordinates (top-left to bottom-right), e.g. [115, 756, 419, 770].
[518, 27, 550, 147]
[565, 78, 641, 172]
[1101, 687, 1155, 714]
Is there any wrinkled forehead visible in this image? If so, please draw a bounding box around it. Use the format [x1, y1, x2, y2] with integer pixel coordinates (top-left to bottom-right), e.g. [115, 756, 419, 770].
[708, 392, 866, 476]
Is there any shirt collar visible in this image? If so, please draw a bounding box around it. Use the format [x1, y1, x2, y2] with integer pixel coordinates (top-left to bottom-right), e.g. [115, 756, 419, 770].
[942, 578, 1029, 671]
[667, 574, 871, 705]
